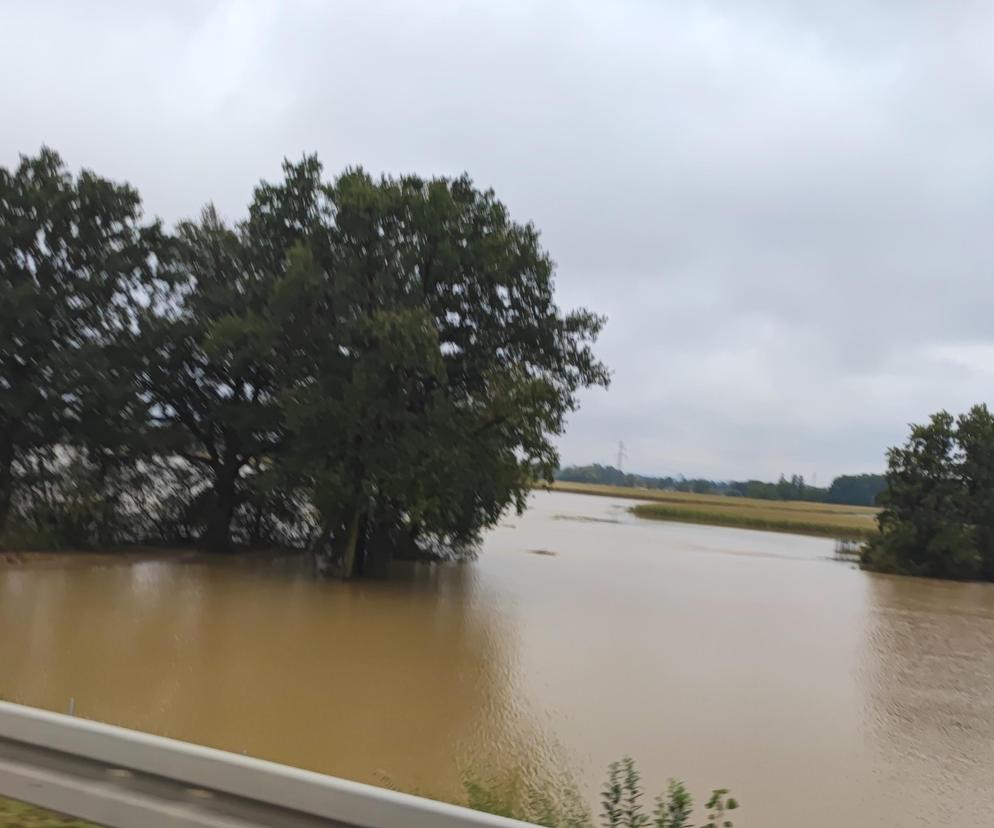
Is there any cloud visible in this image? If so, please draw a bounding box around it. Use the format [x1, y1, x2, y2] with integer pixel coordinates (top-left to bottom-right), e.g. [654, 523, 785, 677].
[3, 0, 992, 480]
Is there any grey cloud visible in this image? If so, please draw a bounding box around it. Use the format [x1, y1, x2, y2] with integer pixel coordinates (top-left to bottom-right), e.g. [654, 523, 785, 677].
[3, 0, 993, 480]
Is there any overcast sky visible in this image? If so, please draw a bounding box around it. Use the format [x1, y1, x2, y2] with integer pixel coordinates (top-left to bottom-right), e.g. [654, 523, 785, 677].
[3, 1, 993, 482]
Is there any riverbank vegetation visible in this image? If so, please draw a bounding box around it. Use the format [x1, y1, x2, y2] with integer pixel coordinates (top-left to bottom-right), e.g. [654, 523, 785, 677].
[0, 757, 735, 828]
[549, 481, 878, 540]
[0, 796, 101, 828]
[863, 405, 994, 581]
[0, 149, 608, 576]
[465, 757, 738, 828]
[557, 464, 885, 506]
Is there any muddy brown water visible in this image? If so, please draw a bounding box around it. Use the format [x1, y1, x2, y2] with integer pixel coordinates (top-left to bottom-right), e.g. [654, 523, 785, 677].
[2, 491, 993, 827]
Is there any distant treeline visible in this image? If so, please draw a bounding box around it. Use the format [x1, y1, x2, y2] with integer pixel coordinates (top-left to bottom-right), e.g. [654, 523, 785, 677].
[555, 465, 885, 507]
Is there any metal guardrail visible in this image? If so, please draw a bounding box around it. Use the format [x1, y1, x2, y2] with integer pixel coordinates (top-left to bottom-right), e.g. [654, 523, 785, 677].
[0, 700, 535, 828]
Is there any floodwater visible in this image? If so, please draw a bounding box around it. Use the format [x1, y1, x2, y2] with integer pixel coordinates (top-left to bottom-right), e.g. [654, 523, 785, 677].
[2, 491, 993, 827]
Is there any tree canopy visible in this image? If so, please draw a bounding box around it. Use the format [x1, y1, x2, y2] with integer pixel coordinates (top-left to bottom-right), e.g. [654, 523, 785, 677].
[0, 149, 609, 574]
[0, 149, 162, 532]
[864, 406, 994, 581]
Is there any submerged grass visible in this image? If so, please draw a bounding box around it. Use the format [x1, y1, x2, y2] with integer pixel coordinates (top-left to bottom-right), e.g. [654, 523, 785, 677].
[631, 501, 876, 540]
[544, 481, 878, 540]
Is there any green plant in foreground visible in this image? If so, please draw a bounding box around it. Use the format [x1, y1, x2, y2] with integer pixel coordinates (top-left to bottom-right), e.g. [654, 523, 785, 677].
[422, 756, 734, 828]
[621, 757, 648, 827]
[653, 779, 693, 828]
[590, 757, 736, 828]
[701, 788, 739, 828]
[600, 760, 623, 827]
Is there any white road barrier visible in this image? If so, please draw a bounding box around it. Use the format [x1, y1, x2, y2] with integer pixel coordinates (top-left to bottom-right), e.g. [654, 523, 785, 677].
[0, 700, 536, 828]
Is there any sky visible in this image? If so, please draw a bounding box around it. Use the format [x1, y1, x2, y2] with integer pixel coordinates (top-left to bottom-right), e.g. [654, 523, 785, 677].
[3, 0, 994, 483]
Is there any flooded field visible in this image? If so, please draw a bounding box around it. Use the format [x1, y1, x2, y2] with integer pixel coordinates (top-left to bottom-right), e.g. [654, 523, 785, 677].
[2, 491, 993, 827]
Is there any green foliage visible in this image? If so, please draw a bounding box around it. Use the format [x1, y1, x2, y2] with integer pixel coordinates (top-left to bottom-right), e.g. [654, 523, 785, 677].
[653, 779, 693, 828]
[826, 473, 886, 506]
[464, 776, 520, 820]
[463, 766, 590, 828]
[0, 149, 608, 565]
[864, 405, 994, 581]
[734, 474, 827, 502]
[477, 757, 739, 828]
[953, 405, 994, 581]
[621, 757, 649, 828]
[0, 515, 65, 551]
[256, 160, 609, 575]
[0, 148, 162, 532]
[700, 789, 738, 828]
[12, 454, 125, 548]
[600, 760, 624, 827]
[136, 203, 288, 550]
[558, 464, 643, 487]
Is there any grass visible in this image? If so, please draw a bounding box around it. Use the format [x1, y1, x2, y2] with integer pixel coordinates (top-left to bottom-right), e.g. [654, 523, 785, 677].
[0, 796, 103, 827]
[462, 757, 738, 828]
[463, 769, 590, 827]
[543, 480, 879, 540]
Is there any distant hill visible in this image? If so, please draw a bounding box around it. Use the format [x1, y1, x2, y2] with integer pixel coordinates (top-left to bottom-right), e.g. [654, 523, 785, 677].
[554, 465, 885, 507]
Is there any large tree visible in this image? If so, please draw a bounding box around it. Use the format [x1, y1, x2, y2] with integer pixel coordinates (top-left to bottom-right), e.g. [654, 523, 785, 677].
[137, 205, 288, 550]
[2, 151, 608, 567]
[134, 156, 346, 551]
[261, 161, 609, 576]
[865, 409, 994, 580]
[0, 148, 161, 530]
[954, 404, 994, 580]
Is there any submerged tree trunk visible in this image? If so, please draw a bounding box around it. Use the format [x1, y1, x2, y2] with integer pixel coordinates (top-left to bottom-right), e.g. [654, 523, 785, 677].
[333, 508, 362, 578]
[204, 459, 240, 552]
[312, 507, 364, 579]
[353, 512, 371, 577]
[0, 435, 13, 531]
[249, 497, 266, 548]
[362, 517, 401, 577]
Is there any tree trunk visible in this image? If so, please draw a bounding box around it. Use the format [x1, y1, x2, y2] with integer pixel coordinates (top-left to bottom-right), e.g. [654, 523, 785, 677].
[0, 435, 13, 531]
[312, 508, 363, 579]
[250, 498, 265, 548]
[362, 517, 397, 577]
[333, 508, 362, 579]
[353, 512, 370, 577]
[204, 460, 239, 552]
